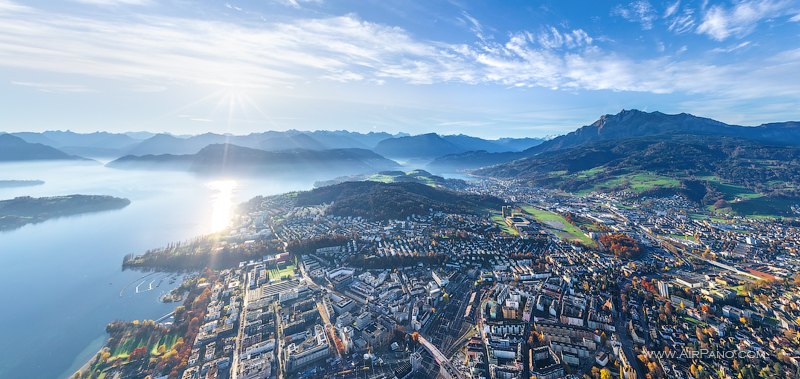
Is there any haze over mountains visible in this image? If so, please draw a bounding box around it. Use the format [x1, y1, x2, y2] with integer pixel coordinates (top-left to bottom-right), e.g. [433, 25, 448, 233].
[373, 133, 544, 159]
[0, 134, 85, 162]
[2, 129, 541, 160]
[108, 144, 400, 177]
[4, 110, 800, 186]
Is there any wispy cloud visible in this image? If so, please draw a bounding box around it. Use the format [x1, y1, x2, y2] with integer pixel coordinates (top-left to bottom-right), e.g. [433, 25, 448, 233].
[696, 0, 793, 40]
[711, 41, 753, 53]
[460, 11, 487, 41]
[72, 0, 153, 6]
[666, 6, 696, 34]
[533, 27, 593, 50]
[0, 0, 798, 105]
[275, 0, 323, 9]
[612, 0, 658, 30]
[11, 81, 94, 93]
[664, 0, 681, 18]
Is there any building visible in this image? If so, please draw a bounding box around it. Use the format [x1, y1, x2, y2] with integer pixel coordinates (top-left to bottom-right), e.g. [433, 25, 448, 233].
[285, 325, 330, 372]
[657, 280, 670, 298]
[529, 346, 565, 379]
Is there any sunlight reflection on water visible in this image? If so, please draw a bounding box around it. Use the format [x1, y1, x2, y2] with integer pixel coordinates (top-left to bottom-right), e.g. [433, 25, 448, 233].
[206, 179, 237, 232]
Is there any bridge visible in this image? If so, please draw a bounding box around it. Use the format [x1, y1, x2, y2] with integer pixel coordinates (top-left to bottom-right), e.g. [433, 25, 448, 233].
[418, 335, 463, 379]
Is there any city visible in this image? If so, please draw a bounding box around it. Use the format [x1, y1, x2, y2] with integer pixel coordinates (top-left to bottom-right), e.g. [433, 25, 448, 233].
[2, 1, 800, 378]
[74, 177, 800, 379]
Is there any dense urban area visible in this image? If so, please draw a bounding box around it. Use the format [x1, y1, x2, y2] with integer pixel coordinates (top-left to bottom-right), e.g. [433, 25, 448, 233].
[74, 175, 800, 379]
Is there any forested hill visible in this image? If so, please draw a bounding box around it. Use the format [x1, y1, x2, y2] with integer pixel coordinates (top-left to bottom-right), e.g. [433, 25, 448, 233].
[108, 143, 399, 176]
[295, 181, 504, 221]
[476, 135, 800, 216]
[429, 110, 800, 172]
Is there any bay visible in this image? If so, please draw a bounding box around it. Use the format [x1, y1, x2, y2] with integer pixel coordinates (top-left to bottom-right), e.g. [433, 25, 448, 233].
[0, 161, 315, 379]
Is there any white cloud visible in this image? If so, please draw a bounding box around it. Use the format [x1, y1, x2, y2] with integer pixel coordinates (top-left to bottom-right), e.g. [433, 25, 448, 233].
[664, 0, 680, 18]
[790, 13, 800, 22]
[224, 2, 242, 12]
[460, 11, 486, 40]
[0, 0, 798, 104]
[533, 27, 593, 50]
[711, 41, 752, 53]
[612, 1, 658, 30]
[321, 71, 364, 82]
[667, 7, 696, 34]
[0, 4, 452, 88]
[697, 0, 792, 40]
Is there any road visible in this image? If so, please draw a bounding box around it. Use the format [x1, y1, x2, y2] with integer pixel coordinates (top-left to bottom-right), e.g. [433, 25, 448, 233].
[612, 285, 647, 379]
[418, 335, 462, 379]
[231, 271, 248, 379]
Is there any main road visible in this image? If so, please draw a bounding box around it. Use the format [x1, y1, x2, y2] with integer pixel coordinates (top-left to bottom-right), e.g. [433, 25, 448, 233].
[417, 335, 462, 379]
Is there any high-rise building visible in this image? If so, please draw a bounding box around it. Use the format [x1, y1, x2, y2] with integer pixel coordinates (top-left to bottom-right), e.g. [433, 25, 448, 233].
[657, 280, 670, 298]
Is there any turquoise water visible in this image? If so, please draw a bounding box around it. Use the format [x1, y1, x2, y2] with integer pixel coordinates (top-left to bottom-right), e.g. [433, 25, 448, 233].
[0, 161, 314, 379]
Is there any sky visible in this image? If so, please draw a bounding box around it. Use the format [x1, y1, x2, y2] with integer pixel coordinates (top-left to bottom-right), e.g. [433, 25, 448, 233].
[1, 0, 799, 138]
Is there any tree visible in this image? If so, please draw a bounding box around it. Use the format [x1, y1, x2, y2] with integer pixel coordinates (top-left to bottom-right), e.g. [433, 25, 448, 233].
[129, 346, 148, 361]
[600, 368, 612, 379]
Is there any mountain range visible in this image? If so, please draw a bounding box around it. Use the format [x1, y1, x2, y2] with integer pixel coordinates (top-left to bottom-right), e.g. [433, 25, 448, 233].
[430, 110, 800, 171]
[0, 134, 86, 162]
[373, 133, 544, 159]
[108, 144, 399, 177]
[472, 111, 800, 216]
[4, 128, 542, 160]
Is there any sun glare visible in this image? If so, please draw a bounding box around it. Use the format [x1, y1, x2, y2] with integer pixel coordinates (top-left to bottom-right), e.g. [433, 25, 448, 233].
[207, 179, 238, 233]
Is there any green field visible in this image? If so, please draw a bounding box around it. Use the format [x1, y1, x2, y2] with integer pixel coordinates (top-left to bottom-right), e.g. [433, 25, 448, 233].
[490, 214, 518, 236]
[712, 181, 762, 200]
[703, 177, 796, 218]
[573, 171, 680, 195]
[150, 333, 179, 355]
[729, 197, 797, 218]
[598, 172, 680, 192]
[521, 206, 595, 247]
[665, 233, 698, 243]
[110, 337, 146, 359]
[269, 263, 296, 281]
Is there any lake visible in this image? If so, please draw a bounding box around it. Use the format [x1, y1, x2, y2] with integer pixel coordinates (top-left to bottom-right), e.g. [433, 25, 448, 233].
[0, 161, 317, 379]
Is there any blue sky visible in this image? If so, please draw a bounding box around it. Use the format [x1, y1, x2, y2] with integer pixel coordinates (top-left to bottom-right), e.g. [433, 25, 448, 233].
[1, 0, 799, 138]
